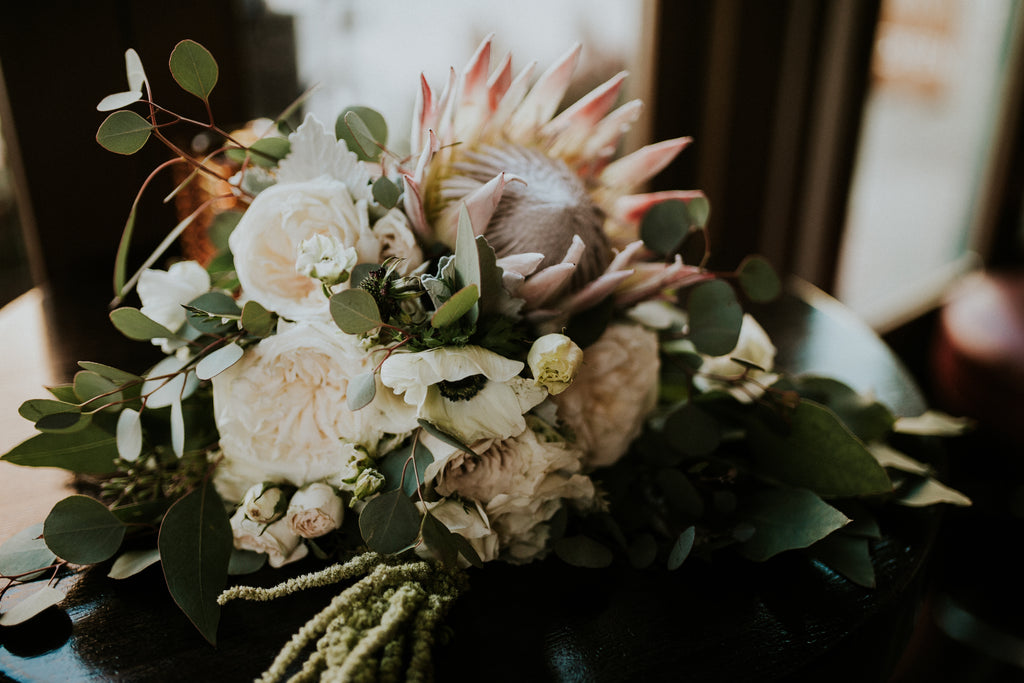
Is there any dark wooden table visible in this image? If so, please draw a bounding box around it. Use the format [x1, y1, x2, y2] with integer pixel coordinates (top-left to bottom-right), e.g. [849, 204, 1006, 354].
[0, 282, 939, 683]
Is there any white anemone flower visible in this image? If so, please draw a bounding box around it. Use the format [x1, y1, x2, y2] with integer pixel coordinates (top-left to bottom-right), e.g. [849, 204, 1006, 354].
[379, 346, 547, 444]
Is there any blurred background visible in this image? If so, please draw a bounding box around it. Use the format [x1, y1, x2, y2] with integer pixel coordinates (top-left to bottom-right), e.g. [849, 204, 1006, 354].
[2, 1, 1024, 680]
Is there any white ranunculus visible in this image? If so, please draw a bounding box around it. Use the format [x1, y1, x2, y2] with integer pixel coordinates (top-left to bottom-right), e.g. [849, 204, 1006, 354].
[417, 498, 499, 564]
[553, 323, 660, 469]
[285, 483, 345, 539]
[371, 208, 424, 273]
[527, 334, 583, 395]
[211, 320, 418, 502]
[379, 346, 547, 444]
[436, 424, 594, 564]
[229, 509, 308, 568]
[229, 177, 381, 319]
[693, 313, 778, 402]
[295, 233, 358, 285]
[137, 260, 210, 350]
[240, 482, 290, 524]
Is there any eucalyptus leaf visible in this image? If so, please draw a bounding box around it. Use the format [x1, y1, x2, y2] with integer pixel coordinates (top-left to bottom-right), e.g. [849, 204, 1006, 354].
[809, 532, 876, 588]
[196, 343, 244, 380]
[745, 400, 893, 497]
[158, 480, 232, 645]
[78, 361, 141, 384]
[687, 195, 711, 228]
[337, 107, 388, 161]
[0, 585, 65, 626]
[372, 176, 401, 208]
[170, 398, 185, 458]
[109, 307, 176, 342]
[2, 424, 119, 474]
[44, 495, 126, 565]
[185, 291, 240, 335]
[416, 419, 473, 456]
[379, 439, 434, 496]
[420, 512, 459, 568]
[113, 199, 139, 298]
[35, 410, 91, 434]
[687, 280, 743, 356]
[347, 372, 377, 412]
[453, 206, 481, 325]
[97, 90, 143, 112]
[431, 284, 479, 328]
[330, 289, 382, 334]
[667, 526, 696, 570]
[74, 370, 122, 410]
[450, 533, 484, 568]
[108, 548, 161, 579]
[19, 398, 76, 423]
[737, 255, 782, 303]
[142, 355, 200, 409]
[896, 478, 972, 507]
[663, 403, 721, 457]
[358, 489, 421, 555]
[777, 376, 895, 443]
[96, 110, 152, 155]
[116, 408, 143, 462]
[640, 199, 692, 256]
[656, 468, 705, 521]
[627, 533, 657, 570]
[225, 136, 291, 168]
[46, 384, 79, 403]
[0, 523, 56, 582]
[228, 548, 267, 575]
[241, 300, 275, 337]
[893, 411, 973, 437]
[553, 535, 613, 568]
[736, 488, 849, 562]
[168, 39, 218, 100]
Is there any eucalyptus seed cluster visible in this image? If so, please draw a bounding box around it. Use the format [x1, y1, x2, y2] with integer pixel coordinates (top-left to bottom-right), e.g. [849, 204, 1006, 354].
[218, 552, 465, 683]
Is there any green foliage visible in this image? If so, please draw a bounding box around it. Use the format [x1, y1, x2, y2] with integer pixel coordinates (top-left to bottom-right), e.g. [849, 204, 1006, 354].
[431, 284, 479, 328]
[808, 532, 876, 588]
[168, 39, 218, 101]
[640, 199, 697, 256]
[0, 585, 65, 626]
[686, 280, 743, 356]
[113, 200, 139, 298]
[737, 256, 782, 303]
[96, 110, 152, 155]
[736, 488, 849, 562]
[330, 289, 382, 334]
[0, 523, 56, 582]
[110, 306, 176, 341]
[224, 136, 290, 168]
[663, 403, 721, 457]
[185, 291, 240, 335]
[241, 300, 275, 338]
[195, 342, 244, 380]
[43, 495, 126, 565]
[667, 526, 696, 570]
[336, 107, 388, 161]
[372, 176, 401, 208]
[627, 533, 657, 569]
[108, 548, 161, 579]
[2, 424, 119, 473]
[158, 481, 232, 645]
[553, 535, 613, 568]
[358, 489, 421, 555]
[745, 400, 893, 497]
[416, 419, 473, 456]
[452, 207, 481, 326]
[379, 438, 434, 497]
[227, 548, 267, 575]
[778, 376, 896, 443]
[347, 372, 377, 412]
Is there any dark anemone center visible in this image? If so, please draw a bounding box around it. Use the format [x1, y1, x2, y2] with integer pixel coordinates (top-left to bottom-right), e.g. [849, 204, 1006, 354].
[441, 144, 610, 289]
[437, 374, 488, 402]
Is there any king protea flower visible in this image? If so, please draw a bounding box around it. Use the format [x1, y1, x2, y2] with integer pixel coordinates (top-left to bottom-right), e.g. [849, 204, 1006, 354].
[401, 35, 709, 322]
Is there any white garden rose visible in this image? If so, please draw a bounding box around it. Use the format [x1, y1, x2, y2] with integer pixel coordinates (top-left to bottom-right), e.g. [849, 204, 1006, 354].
[527, 333, 583, 395]
[229, 176, 380, 319]
[379, 346, 547, 444]
[229, 510, 308, 568]
[693, 313, 778, 402]
[285, 483, 345, 539]
[553, 323, 660, 469]
[416, 498, 499, 564]
[240, 482, 290, 524]
[436, 424, 595, 564]
[371, 208, 424, 273]
[211, 319, 418, 502]
[137, 260, 210, 351]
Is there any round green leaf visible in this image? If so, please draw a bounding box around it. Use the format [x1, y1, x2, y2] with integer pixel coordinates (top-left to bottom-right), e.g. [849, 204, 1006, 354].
[663, 403, 721, 457]
[0, 523, 56, 581]
[225, 136, 291, 168]
[667, 526, 696, 570]
[640, 200, 692, 256]
[116, 408, 143, 462]
[358, 489, 421, 555]
[347, 371, 377, 411]
[185, 291, 240, 335]
[687, 196, 711, 228]
[168, 39, 218, 100]
[109, 306, 176, 341]
[241, 300, 275, 338]
[372, 176, 401, 208]
[227, 548, 266, 576]
[336, 106, 388, 161]
[686, 280, 743, 356]
[108, 548, 161, 580]
[96, 110, 152, 155]
[0, 585, 65, 626]
[158, 481, 232, 645]
[44, 495, 125, 565]
[330, 289, 382, 334]
[736, 488, 850, 562]
[738, 255, 782, 303]
[34, 410, 92, 434]
[196, 342, 244, 380]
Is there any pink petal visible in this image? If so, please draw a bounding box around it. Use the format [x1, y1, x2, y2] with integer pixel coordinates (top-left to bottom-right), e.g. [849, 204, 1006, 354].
[484, 60, 537, 139]
[600, 137, 692, 190]
[412, 129, 441, 184]
[566, 270, 634, 313]
[412, 74, 435, 153]
[462, 172, 523, 236]
[506, 43, 582, 141]
[561, 235, 586, 265]
[612, 190, 708, 225]
[402, 174, 432, 242]
[488, 52, 513, 111]
[607, 240, 646, 272]
[434, 67, 458, 145]
[497, 252, 545, 277]
[454, 35, 494, 141]
[615, 259, 708, 306]
[519, 262, 576, 308]
[543, 72, 627, 158]
[582, 99, 644, 162]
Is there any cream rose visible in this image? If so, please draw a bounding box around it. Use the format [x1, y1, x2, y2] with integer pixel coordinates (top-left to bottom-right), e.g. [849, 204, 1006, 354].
[285, 483, 345, 539]
[229, 176, 380, 319]
[211, 320, 418, 502]
[240, 482, 290, 524]
[436, 424, 595, 564]
[371, 208, 424, 273]
[693, 314, 778, 402]
[528, 333, 583, 395]
[417, 498, 499, 564]
[553, 323, 660, 469]
[229, 510, 308, 568]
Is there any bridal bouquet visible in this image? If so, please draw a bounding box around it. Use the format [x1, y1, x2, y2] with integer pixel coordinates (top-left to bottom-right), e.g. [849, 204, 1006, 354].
[0, 37, 969, 681]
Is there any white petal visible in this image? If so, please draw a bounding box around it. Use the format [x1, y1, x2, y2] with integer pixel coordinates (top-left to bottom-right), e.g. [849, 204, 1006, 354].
[116, 408, 143, 462]
[97, 90, 143, 112]
[277, 114, 371, 200]
[196, 342, 245, 380]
